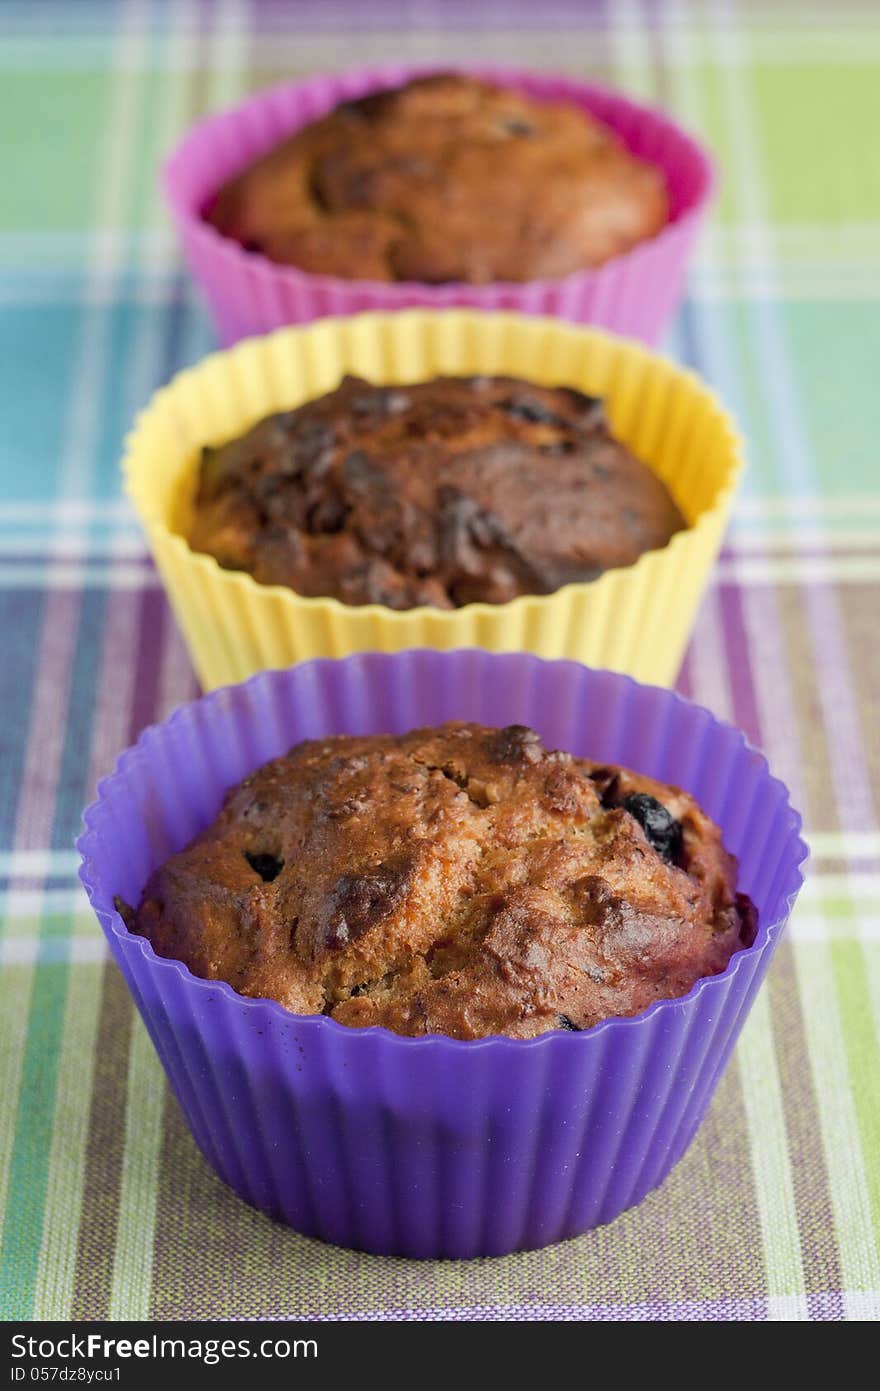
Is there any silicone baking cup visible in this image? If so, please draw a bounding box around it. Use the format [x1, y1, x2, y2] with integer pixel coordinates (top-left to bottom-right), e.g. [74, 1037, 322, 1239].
[78, 650, 806, 1259]
[163, 64, 715, 346]
[124, 309, 743, 691]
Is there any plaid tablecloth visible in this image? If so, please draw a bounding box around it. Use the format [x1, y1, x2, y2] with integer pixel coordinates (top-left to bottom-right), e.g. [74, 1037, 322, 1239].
[1, 0, 878, 1322]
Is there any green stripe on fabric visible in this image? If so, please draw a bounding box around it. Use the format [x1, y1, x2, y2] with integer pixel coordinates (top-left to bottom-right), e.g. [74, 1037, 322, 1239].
[31, 962, 104, 1319]
[864, 936, 880, 1069]
[0, 957, 69, 1320]
[793, 938, 880, 1301]
[608, 0, 655, 102]
[735, 988, 808, 1314]
[0, 963, 36, 1270]
[208, 0, 252, 111]
[831, 940, 880, 1259]
[766, 940, 846, 1300]
[124, 3, 168, 238]
[107, 1020, 167, 1321]
[2, 910, 101, 944]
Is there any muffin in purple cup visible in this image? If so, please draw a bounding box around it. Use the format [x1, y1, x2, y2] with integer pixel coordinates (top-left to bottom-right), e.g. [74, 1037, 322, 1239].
[78, 651, 805, 1258]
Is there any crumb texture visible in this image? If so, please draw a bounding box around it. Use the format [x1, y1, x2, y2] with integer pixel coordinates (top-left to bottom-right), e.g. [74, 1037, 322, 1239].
[188, 374, 684, 609]
[206, 73, 669, 282]
[128, 722, 756, 1039]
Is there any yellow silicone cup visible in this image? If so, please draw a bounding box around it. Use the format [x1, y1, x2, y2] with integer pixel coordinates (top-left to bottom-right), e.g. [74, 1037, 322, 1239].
[124, 310, 743, 691]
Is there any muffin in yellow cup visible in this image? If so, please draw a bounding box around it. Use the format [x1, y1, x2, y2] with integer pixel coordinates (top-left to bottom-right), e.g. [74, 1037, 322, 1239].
[124, 310, 742, 690]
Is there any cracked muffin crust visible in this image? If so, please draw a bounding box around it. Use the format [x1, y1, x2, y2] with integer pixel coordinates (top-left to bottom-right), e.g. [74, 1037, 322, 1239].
[121, 721, 757, 1040]
[187, 373, 685, 610]
[205, 73, 668, 283]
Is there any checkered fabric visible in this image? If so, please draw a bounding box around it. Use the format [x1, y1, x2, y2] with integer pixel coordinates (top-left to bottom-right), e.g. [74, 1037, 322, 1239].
[1, 0, 879, 1321]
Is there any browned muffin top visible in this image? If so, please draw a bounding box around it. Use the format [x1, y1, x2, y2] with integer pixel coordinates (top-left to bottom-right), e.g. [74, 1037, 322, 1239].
[123, 722, 756, 1040]
[187, 374, 684, 610]
[206, 72, 669, 283]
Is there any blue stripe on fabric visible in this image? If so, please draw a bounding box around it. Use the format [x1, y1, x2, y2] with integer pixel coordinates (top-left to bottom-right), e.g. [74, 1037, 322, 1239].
[0, 590, 48, 847]
[50, 587, 109, 851]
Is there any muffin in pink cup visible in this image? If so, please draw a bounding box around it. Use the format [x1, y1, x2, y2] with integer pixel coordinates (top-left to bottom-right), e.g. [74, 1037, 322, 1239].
[163, 64, 715, 346]
[78, 651, 805, 1259]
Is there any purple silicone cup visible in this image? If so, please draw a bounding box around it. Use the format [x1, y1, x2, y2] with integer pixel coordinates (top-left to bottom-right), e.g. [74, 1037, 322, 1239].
[78, 651, 805, 1259]
[163, 64, 715, 347]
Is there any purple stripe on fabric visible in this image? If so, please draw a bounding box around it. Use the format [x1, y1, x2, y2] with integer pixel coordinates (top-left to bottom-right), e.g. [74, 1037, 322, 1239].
[767, 945, 846, 1317]
[718, 584, 762, 747]
[127, 586, 167, 745]
[237, 0, 611, 31]
[51, 587, 109, 852]
[807, 1289, 848, 1321]
[800, 581, 879, 834]
[11, 589, 81, 854]
[310, 1296, 773, 1321]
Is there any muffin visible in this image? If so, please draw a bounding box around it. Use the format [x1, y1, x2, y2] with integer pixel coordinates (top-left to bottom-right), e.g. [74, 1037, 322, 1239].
[119, 719, 756, 1041]
[82, 651, 805, 1254]
[206, 72, 669, 284]
[165, 67, 715, 345]
[187, 373, 685, 610]
[125, 311, 742, 690]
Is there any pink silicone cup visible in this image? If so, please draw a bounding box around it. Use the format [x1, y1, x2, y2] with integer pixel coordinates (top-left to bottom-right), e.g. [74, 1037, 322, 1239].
[163, 64, 715, 346]
[78, 651, 805, 1259]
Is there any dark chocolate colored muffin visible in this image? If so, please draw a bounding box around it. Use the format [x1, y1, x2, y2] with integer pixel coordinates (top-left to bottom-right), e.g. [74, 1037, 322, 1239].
[188, 373, 684, 610]
[206, 72, 669, 283]
[121, 721, 757, 1040]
